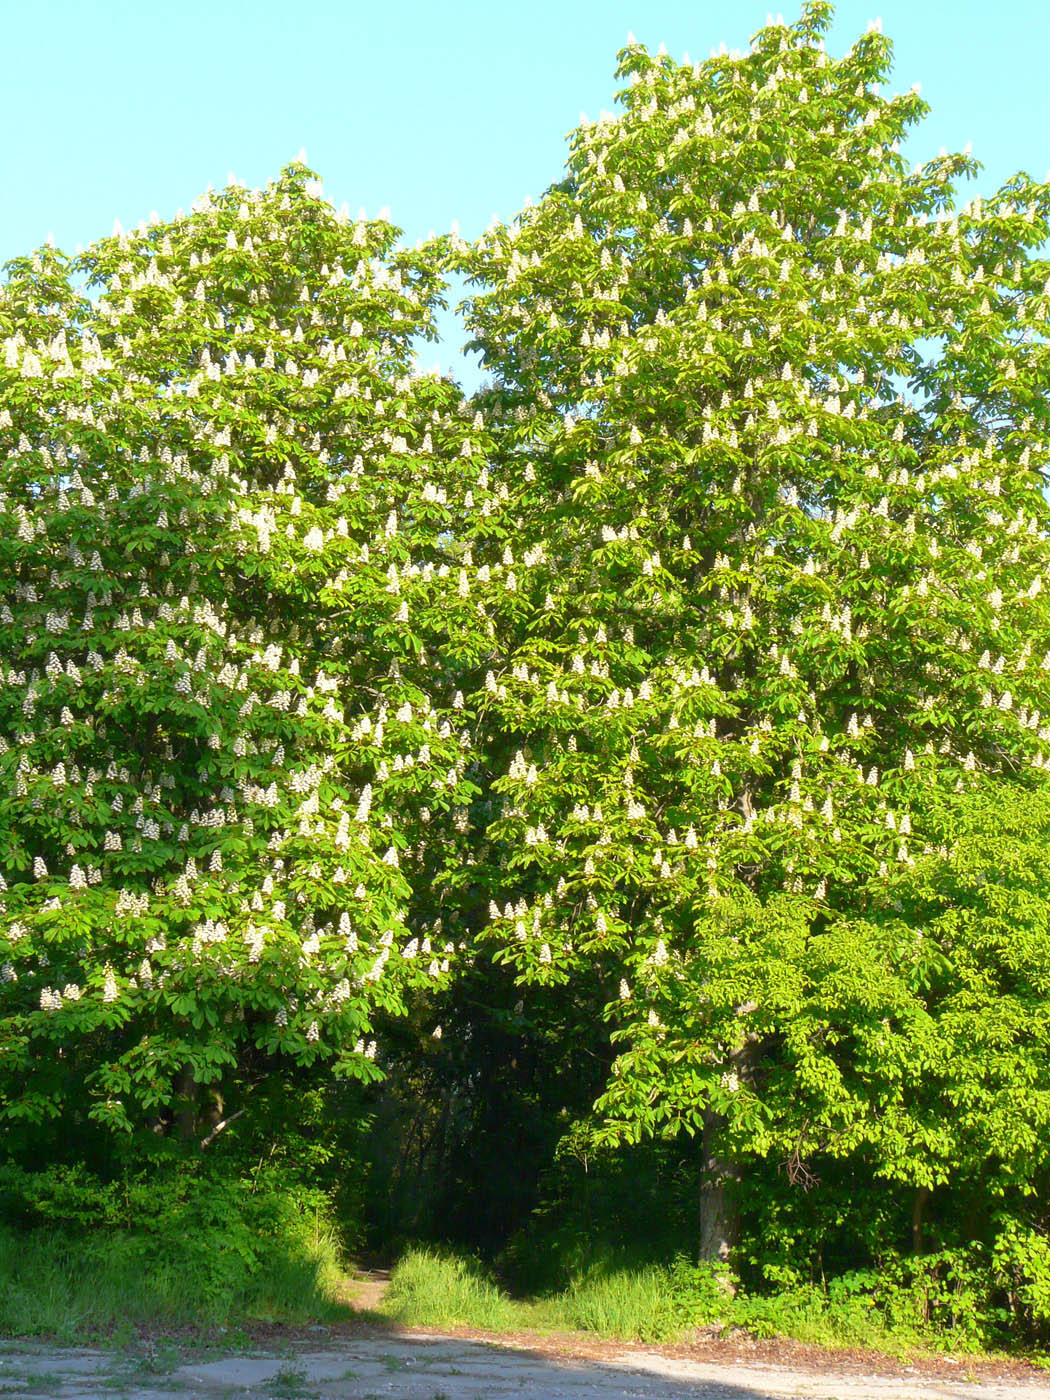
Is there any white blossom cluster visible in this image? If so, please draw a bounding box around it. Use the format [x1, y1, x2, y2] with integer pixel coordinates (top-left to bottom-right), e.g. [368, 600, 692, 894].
[2, 9, 1050, 1150]
[0, 161, 493, 1130]
[455, 7, 1050, 1105]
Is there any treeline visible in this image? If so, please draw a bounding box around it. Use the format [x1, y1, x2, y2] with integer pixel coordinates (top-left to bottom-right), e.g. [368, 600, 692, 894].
[3, 0, 1050, 1349]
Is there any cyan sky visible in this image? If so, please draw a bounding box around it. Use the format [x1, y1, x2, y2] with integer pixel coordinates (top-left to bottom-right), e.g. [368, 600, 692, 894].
[4, 0, 1047, 384]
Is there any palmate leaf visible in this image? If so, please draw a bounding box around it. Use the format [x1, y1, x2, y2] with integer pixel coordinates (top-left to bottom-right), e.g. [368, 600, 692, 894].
[460, 2, 1050, 1213]
[0, 166, 490, 1145]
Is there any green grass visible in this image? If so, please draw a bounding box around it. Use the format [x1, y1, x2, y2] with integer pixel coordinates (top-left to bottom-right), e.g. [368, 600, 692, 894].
[378, 1247, 692, 1341]
[378, 1245, 1042, 1361]
[0, 1223, 354, 1341]
[3, 1223, 1041, 1366]
[379, 1248, 518, 1331]
[553, 1264, 682, 1341]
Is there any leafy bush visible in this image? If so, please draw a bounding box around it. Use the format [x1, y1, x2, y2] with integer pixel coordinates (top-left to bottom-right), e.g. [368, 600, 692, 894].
[0, 1162, 350, 1337]
[671, 1252, 1012, 1354]
[994, 1221, 1050, 1338]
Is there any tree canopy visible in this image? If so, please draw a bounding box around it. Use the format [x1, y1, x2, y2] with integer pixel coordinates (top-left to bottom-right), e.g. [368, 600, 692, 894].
[3, 0, 1050, 1339]
[0, 165, 488, 1141]
[454, 0, 1050, 1261]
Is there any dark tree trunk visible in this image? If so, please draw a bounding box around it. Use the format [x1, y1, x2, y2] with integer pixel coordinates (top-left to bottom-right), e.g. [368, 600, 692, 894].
[699, 1110, 740, 1265]
[699, 1029, 759, 1268]
[176, 1064, 198, 1144]
[912, 1185, 930, 1255]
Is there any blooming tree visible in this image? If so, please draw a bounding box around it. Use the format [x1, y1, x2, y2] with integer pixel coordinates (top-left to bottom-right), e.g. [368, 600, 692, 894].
[460, 1, 1050, 1256]
[4, 0, 1050, 1307]
[0, 163, 488, 1144]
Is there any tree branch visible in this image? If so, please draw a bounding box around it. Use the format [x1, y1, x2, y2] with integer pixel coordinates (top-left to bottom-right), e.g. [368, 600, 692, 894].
[200, 1108, 246, 1149]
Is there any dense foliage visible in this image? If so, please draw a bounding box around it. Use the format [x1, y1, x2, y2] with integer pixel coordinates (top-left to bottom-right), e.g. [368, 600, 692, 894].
[457, 0, 1050, 1275]
[0, 165, 491, 1146]
[3, 0, 1050, 1350]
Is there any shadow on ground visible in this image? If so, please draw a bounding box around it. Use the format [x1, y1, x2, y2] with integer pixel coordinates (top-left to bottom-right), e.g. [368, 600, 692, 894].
[2, 1326, 1049, 1400]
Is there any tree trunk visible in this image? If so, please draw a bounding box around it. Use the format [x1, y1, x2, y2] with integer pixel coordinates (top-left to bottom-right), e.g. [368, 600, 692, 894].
[912, 1185, 930, 1255]
[176, 1064, 198, 1144]
[700, 1110, 740, 1265]
[699, 1028, 759, 1267]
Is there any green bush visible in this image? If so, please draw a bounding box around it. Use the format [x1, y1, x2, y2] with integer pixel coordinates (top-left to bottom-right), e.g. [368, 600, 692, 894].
[0, 1162, 351, 1338]
[994, 1222, 1050, 1338]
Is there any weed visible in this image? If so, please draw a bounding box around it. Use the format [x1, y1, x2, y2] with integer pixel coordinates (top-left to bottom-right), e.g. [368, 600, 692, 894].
[129, 1341, 182, 1376]
[268, 1364, 317, 1399]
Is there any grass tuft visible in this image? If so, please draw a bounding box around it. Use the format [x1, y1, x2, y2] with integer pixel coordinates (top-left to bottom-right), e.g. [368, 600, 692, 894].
[380, 1247, 517, 1330]
[553, 1264, 680, 1342]
[379, 1247, 690, 1341]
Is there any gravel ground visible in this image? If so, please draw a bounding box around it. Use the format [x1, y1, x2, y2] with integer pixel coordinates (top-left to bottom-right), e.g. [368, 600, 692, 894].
[2, 1330, 1050, 1400]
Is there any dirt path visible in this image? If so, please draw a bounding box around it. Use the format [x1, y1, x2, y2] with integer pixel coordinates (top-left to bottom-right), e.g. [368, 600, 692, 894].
[2, 1329, 1050, 1400]
[347, 1267, 393, 1312]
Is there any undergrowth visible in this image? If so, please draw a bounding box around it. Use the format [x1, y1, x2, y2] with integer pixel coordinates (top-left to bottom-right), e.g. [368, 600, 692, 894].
[379, 1245, 1043, 1359]
[0, 1165, 354, 1341]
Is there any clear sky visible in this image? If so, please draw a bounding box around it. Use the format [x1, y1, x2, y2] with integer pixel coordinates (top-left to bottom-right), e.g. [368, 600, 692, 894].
[3, 0, 1048, 387]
